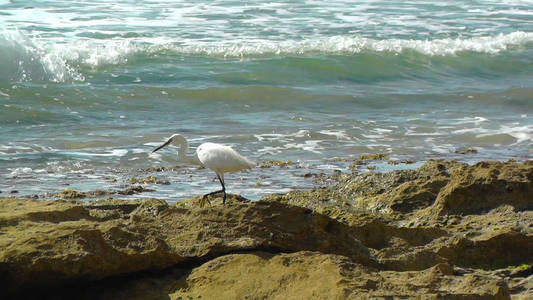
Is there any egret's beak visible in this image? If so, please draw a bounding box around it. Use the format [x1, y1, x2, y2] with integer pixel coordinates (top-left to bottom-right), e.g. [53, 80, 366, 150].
[152, 137, 173, 153]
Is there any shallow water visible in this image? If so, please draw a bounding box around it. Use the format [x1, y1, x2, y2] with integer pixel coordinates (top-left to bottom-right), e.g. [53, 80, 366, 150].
[1, 1, 532, 201]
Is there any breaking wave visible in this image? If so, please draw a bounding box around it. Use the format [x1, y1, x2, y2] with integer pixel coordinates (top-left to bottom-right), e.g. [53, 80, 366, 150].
[1, 30, 532, 83]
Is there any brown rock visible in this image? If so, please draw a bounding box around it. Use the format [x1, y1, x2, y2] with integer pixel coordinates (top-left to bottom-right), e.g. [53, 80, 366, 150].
[436, 230, 533, 269]
[433, 161, 533, 215]
[261, 159, 533, 297]
[39, 251, 510, 300]
[0, 197, 370, 296]
[1, 159, 531, 299]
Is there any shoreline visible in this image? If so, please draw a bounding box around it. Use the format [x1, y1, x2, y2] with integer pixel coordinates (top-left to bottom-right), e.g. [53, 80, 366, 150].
[1, 159, 532, 299]
[1, 154, 530, 202]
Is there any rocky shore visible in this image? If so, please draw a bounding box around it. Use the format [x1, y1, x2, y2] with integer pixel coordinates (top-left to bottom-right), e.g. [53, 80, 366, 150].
[1, 160, 532, 299]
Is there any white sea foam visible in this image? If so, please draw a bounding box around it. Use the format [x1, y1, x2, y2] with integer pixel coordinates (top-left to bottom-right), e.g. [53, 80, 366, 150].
[257, 146, 284, 155]
[0, 143, 57, 154]
[432, 144, 455, 154]
[0, 30, 85, 82]
[151, 32, 533, 58]
[60, 149, 129, 157]
[374, 128, 393, 133]
[452, 128, 489, 135]
[281, 140, 323, 154]
[2, 27, 532, 82]
[132, 148, 147, 154]
[452, 116, 489, 125]
[477, 124, 533, 144]
[318, 130, 351, 140]
[148, 152, 165, 161]
[10, 167, 33, 176]
[362, 134, 385, 139]
[254, 130, 310, 142]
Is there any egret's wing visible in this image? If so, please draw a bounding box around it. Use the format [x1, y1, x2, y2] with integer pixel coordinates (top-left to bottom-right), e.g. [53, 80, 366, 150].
[197, 143, 255, 173]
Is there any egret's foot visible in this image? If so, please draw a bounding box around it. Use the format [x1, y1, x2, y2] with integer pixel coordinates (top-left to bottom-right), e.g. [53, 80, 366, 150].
[199, 195, 212, 208]
[200, 190, 226, 207]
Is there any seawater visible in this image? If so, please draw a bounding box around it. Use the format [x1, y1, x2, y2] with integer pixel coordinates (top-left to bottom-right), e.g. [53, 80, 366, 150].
[1, 0, 532, 201]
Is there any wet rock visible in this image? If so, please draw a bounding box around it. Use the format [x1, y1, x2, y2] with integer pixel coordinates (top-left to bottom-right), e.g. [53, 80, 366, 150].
[54, 189, 111, 199]
[85, 190, 111, 198]
[129, 176, 167, 184]
[54, 186, 156, 199]
[347, 153, 390, 170]
[258, 160, 293, 168]
[358, 153, 389, 160]
[265, 159, 533, 219]
[455, 146, 478, 154]
[115, 185, 155, 195]
[129, 176, 154, 184]
[387, 159, 415, 165]
[140, 165, 181, 172]
[143, 166, 167, 172]
[55, 188, 86, 199]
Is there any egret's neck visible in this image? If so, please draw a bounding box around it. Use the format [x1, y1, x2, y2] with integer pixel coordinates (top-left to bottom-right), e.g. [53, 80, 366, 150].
[174, 135, 201, 165]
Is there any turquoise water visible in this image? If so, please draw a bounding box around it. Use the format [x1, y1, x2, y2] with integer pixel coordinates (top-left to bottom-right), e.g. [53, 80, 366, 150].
[1, 0, 532, 201]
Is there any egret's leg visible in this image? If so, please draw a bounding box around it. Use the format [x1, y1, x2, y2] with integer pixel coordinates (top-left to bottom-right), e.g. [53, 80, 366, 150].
[202, 173, 226, 204]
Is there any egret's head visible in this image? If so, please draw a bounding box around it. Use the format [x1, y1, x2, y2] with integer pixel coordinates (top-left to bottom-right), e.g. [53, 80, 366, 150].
[152, 134, 186, 153]
[152, 137, 172, 153]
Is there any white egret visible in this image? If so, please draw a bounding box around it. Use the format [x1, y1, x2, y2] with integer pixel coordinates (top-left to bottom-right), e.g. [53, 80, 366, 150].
[152, 134, 255, 204]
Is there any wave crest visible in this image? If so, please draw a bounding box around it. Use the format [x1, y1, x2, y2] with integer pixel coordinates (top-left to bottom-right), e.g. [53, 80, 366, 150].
[1, 30, 532, 83]
[0, 30, 85, 83]
[174, 31, 533, 57]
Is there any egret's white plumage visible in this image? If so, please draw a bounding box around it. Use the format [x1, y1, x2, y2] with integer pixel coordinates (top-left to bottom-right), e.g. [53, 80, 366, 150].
[152, 134, 254, 204]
